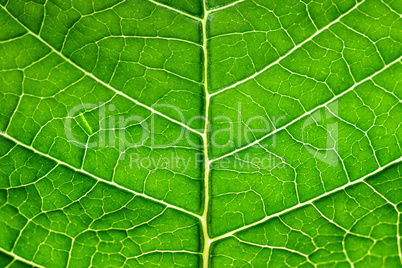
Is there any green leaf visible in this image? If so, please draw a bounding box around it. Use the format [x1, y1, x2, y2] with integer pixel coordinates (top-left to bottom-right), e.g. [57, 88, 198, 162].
[0, 0, 401, 267]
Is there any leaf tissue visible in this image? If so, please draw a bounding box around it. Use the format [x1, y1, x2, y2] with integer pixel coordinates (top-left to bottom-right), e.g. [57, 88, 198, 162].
[0, 0, 401, 267]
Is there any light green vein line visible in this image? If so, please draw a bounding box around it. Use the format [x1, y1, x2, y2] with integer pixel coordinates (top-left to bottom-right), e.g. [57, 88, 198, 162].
[210, 0, 365, 96]
[101, 35, 202, 47]
[201, 1, 211, 267]
[0, 132, 203, 220]
[212, 55, 402, 162]
[211, 155, 402, 241]
[0, 6, 203, 137]
[233, 237, 312, 260]
[207, 0, 248, 12]
[0, 247, 45, 268]
[146, 0, 202, 21]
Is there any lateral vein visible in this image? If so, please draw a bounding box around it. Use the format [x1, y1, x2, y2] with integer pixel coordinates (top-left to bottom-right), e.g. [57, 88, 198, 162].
[210, 0, 365, 97]
[0, 132, 203, 220]
[211, 155, 402, 241]
[0, 6, 203, 137]
[0, 247, 46, 268]
[211, 55, 402, 162]
[146, 0, 203, 21]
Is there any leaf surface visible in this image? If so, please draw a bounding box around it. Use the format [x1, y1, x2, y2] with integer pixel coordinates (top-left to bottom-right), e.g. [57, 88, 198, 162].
[0, 0, 401, 267]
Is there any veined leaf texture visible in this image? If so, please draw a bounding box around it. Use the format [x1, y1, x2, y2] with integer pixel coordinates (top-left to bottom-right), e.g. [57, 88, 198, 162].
[0, 0, 401, 267]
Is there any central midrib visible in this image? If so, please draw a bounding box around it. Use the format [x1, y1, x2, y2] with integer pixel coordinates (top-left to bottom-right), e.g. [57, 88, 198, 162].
[201, 1, 212, 267]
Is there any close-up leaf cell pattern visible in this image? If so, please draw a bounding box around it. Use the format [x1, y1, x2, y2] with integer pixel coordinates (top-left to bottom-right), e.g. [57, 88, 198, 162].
[0, 0, 401, 267]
